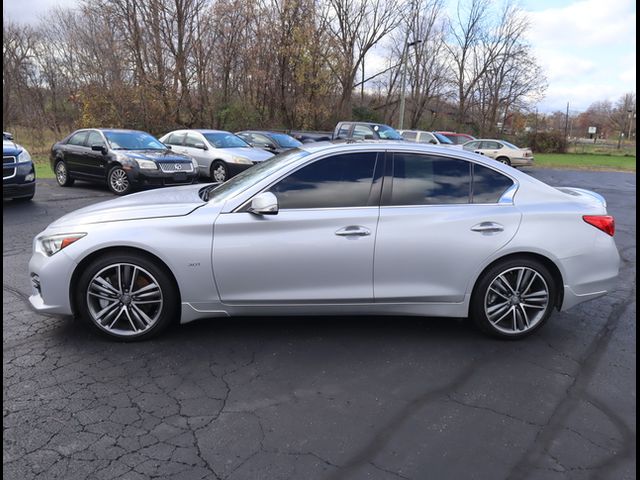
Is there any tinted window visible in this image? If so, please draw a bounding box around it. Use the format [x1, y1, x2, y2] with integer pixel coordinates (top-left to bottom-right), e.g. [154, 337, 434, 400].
[402, 131, 417, 141]
[166, 133, 185, 145]
[185, 133, 203, 148]
[269, 152, 378, 209]
[391, 154, 471, 205]
[67, 131, 88, 146]
[472, 164, 514, 203]
[86, 131, 105, 147]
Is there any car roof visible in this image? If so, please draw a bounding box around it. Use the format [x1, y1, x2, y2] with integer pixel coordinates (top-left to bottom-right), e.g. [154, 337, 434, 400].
[236, 130, 291, 136]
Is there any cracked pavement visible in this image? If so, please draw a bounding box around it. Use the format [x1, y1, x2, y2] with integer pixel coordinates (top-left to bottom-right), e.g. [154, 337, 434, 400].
[3, 172, 636, 479]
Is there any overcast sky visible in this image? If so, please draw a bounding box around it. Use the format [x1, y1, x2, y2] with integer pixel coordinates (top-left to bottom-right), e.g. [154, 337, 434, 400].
[4, 0, 636, 113]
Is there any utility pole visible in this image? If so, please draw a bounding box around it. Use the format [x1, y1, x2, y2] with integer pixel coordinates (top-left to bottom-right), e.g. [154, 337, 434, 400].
[564, 102, 569, 140]
[398, 40, 422, 130]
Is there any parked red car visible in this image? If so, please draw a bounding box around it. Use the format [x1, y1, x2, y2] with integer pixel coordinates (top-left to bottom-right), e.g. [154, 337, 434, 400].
[436, 132, 475, 145]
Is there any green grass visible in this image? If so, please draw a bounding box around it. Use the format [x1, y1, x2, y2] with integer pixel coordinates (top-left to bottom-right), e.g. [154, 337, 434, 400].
[34, 155, 55, 179]
[534, 153, 635, 172]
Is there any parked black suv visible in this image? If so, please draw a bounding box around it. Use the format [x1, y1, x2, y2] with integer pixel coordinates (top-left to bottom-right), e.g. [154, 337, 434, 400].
[332, 122, 404, 141]
[3, 131, 36, 201]
[50, 129, 198, 195]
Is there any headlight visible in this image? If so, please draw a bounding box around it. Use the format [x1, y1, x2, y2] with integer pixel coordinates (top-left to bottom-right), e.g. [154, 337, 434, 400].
[135, 159, 158, 170]
[38, 233, 86, 256]
[18, 149, 32, 162]
[231, 156, 253, 165]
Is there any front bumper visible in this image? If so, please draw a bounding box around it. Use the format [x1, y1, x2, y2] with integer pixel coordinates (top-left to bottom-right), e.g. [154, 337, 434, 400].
[3, 180, 35, 199]
[4, 160, 36, 198]
[129, 167, 199, 188]
[28, 248, 77, 316]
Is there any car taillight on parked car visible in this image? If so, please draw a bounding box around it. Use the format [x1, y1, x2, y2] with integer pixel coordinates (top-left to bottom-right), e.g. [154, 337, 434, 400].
[583, 215, 615, 236]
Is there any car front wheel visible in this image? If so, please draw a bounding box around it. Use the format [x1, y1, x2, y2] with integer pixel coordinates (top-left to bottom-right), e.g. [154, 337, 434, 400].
[55, 160, 75, 187]
[210, 161, 228, 182]
[76, 253, 178, 341]
[107, 166, 133, 195]
[471, 257, 556, 339]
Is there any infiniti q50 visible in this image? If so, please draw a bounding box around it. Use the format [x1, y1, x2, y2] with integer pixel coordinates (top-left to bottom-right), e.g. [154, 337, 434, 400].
[29, 142, 620, 341]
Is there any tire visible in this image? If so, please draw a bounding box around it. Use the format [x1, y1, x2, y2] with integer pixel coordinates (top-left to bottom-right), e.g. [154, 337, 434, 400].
[470, 257, 557, 339]
[496, 156, 511, 166]
[210, 160, 228, 182]
[55, 160, 75, 187]
[76, 252, 178, 341]
[107, 165, 134, 195]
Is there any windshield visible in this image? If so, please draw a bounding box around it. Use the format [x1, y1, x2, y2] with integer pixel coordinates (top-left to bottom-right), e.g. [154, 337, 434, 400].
[374, 124, 404, 140]
[103, 131, 166, 150]
[270, 133, 302, 148]
[203, 132, 250, 148]
[201, 149, 310, 201]
[501, 140, 519, 149]
[433, 133, 454, 144]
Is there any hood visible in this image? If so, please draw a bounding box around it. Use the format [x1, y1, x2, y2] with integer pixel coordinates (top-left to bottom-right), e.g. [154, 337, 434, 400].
[3, 140, 23, 156]
[49, 184, 207, 227]
[221, 147, 274, 162]
[121, 149, 192, 162]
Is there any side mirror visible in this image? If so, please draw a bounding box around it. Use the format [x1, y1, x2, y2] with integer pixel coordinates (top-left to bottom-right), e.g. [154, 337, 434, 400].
[364, 134, 374, 140]
[429, 139, 438, 144]
[91, 144, 107, 154]
[194, 142, 208, 150]
[248, 192, 278, 215]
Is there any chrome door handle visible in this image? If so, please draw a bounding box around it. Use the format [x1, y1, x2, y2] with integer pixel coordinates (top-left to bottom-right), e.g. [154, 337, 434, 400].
[471, 222, 504, 233]
[335, 226, 371, 237]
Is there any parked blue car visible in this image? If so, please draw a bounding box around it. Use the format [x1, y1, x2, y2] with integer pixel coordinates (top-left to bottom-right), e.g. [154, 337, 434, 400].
[3, 131, 36, 201]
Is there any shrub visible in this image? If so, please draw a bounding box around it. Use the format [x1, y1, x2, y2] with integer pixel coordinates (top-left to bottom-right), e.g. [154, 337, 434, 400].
[518, 132, 567, 153]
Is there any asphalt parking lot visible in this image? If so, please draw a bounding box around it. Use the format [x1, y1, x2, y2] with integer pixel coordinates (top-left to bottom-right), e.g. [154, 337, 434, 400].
[3, 169, 636, 480]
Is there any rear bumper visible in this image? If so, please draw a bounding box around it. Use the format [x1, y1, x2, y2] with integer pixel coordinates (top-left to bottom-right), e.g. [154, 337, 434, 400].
[511, 157, 534, 167]
[559, 237, 620, 310]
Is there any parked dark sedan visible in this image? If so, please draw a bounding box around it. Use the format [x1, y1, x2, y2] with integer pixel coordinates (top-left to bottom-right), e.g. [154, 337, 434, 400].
[3, 132, 36, 201]
[50, 129, 199, 195]
[235, 130, 302, 154]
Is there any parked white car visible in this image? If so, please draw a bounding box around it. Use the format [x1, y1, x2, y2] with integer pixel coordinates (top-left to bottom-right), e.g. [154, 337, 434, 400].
[398, 130, 462, 148]
[160, 129, 274, 182]
[463, 139, 534, 167]
[28, 142, 619, 341]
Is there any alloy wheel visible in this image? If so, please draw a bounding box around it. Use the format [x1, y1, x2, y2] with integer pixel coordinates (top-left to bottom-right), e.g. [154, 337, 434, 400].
[110, 168, 130, 193]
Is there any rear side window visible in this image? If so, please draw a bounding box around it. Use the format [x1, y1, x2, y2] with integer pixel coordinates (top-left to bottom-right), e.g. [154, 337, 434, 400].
[390, 153, 471, 205]
[67, 131, 88, 146]
[472, 164, 514, 203]
[166, 133, 185, 145]
[270, 152, 378, 209]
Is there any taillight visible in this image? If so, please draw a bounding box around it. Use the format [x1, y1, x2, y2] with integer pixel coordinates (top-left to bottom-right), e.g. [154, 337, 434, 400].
[583, 215, 615, 236]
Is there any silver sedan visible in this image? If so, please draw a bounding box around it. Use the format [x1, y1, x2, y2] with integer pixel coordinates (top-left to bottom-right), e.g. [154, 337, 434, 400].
[28, 143, 620, 341]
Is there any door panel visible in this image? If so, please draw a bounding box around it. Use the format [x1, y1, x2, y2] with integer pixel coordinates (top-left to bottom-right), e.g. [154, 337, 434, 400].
[213, 209, 379, 304]
[374, 205, 521, 302]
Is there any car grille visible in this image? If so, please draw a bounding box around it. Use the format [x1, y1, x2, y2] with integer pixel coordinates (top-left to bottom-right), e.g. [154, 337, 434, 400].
[3, 156, 16, 180]
[157, 161, 194, 173]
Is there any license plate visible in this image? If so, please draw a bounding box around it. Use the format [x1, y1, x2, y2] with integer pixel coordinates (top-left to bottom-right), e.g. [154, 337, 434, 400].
[173, 172, 187, 182]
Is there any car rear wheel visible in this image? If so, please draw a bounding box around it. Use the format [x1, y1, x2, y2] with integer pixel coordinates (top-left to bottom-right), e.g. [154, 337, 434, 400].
[210, 161, 228, 182]
[471, 257, 556, 339]
[496, 156, 511, 165]
[76, 253, 178, 341]
[55, 160, 75, 187]
[107, 166, 133, 195]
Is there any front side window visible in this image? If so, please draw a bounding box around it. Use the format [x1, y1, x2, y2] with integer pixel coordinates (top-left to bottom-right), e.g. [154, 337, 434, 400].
[336, 124, 351, 139]
[353, 125, 375, 139]
[472, 164, 514, 203]
[390, 153, 471, 205]
[86, 131, 105, 147]
[203, 132, 250, 149]
[184, 133, 204, 148]
[269, 152, 378, 209]
[67, 131, 88, 146]
[418, 132, 437, 144]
